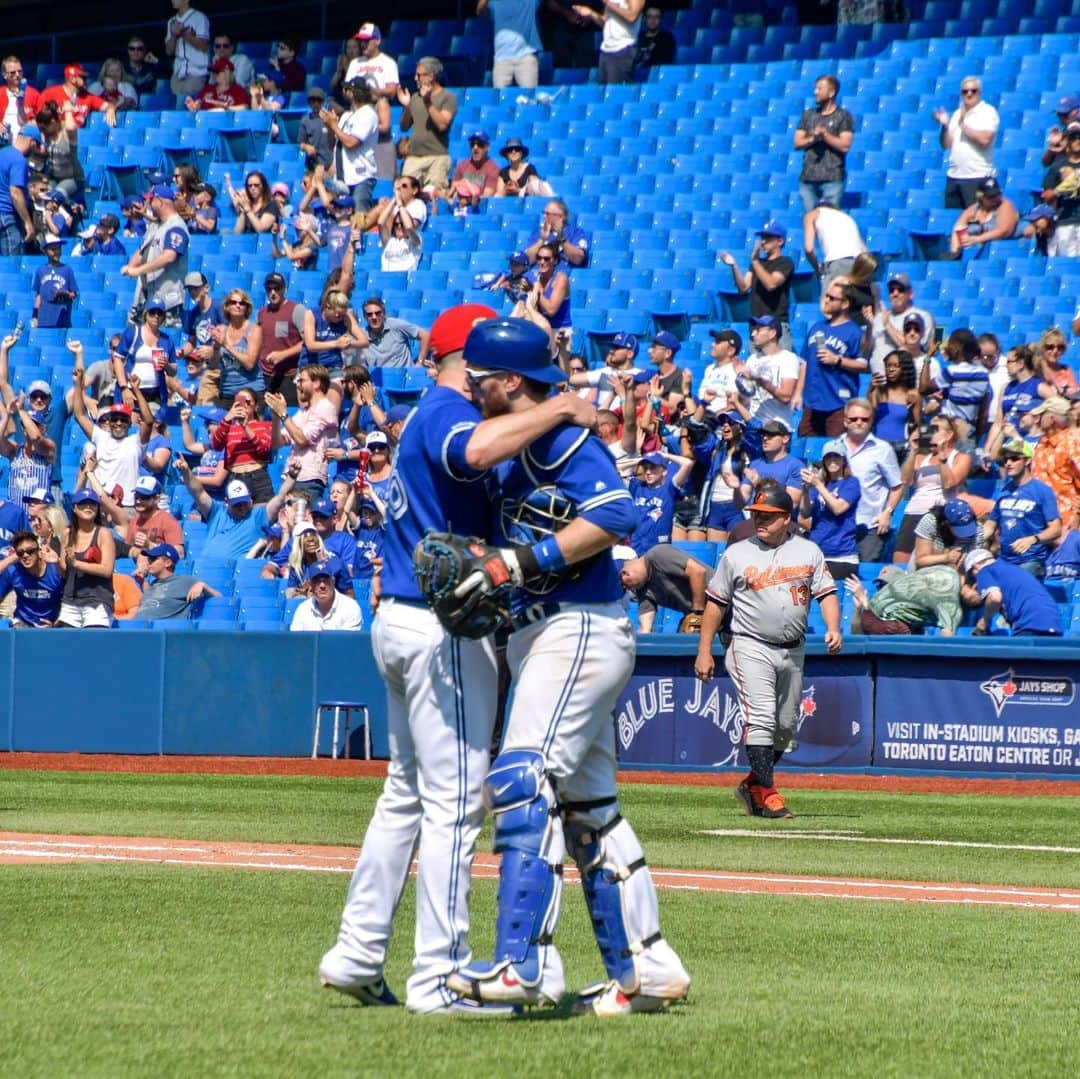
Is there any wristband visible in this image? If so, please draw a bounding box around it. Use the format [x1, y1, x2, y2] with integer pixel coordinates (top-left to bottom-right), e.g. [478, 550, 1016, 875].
[525, 535, 566, 575]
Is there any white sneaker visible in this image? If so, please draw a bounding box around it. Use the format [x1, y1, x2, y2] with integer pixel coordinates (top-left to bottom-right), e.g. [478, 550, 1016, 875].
[445, 959, 563, 1007]
[410, 994, 521, 1017]
[571, 977, 689, 1017]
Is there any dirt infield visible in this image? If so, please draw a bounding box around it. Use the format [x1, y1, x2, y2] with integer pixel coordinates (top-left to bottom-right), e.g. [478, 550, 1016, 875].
[2, 752, 1079, 796]
[2, 831, 1077, 912]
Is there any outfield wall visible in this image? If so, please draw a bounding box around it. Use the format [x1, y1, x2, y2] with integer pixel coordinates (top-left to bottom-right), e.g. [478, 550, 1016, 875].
[3, 631, 1079, 777]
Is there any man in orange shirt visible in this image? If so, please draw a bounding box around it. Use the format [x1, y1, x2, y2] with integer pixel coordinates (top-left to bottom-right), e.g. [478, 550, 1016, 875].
[38, 64, 117, 128]
[1030, 396, 1080, 531]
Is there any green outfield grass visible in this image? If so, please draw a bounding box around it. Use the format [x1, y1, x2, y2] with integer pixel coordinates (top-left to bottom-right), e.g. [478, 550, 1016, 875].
[1, 769, 1079, 887]
[1, 864, 1077, 1078]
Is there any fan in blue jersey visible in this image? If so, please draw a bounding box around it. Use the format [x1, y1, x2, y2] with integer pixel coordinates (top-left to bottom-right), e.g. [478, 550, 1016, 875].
[627, 448, 694, 555]
[0, 530, 64, 626]
[320, 304, 599, 1016]
[32, 235, 78, 328]
[444, 318, 690, 1018]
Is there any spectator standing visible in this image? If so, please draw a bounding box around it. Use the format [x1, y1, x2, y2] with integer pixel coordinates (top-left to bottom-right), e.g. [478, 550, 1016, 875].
[720, 221, 795, 350]
[179, 270, 222, 366]
[212, 288, 264, 406]
[322, 81, 378, 212]
[113, 298, 176, 402]
[32, 234, 78, 329]
[948, 177, 1018, 258]
[289, 559, 363, 631]
[0, 530, 64, 627]
[449, 130, 500, 214]
[979, 332, 1009, 419]
[618, 542, 708, 633]
[344, 24, 399, 181]
[39, 64, 118, 129]
[398, 58, 457, 197]
[647, 330, 692, 412]
[793, 74, 855, 213]
[986, 346, 1054, 455]
[1041, 122, 1080, 258]
[803, 201, 866, 287]
[121, 184, 189, 325]
[209, 34, 253, 88]
[34, 104, 83, 207]
[543, 0, 597, 70]
[961, 548, 1062, 637]
[357, 297, 429, 368]
[57, 489, 115, 628]
[698, 328, 743, 414]
[130, 543, 219, 620]
[869, 271, 935, 369]
[934, 76, 999, 209]
[0, 124, 41, 255]
[740, 419, 804, 508]
[256, 272, 307, 404]
[797, 443, 861, 580]
[478, 0, 543, 89]
[701, 411, 749, 542]
[869, 348, 920, 460]
[529, 243, 571, 332]
[115, 475, 184, 559]
[984, 440, 1061, 579]
[185, 58, 249, 112]
[572, 0, 646, 85]
[735, 316, 800, 454]
[166, 0, 211, 101]
[267, 365, 338, 503]
[226, 170, 278, 234]
[123, 37, 161, 100]
[628, 449, 694, 554]
[798, 282, 866, 437]
[923, 329, 991, 441]
[211, 387, 274, 503]
[298, 86, 333, 170]
[298, 291, 366, 378]
[633, 7, 676, 74]
[1030, 396, 1080, 532]
[0, 56, 42, 138]
[0, 382, 56, 507]
[835, 397, 902, 562]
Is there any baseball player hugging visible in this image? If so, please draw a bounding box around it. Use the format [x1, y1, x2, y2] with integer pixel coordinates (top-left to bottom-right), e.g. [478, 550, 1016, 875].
[319, 304, 598, 1016]
[694, 486, 843, 820]
[420, 317, 690, 1017]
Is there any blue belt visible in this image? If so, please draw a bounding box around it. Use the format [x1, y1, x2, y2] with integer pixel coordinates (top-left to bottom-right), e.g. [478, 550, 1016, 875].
[511, 601, 564, 630]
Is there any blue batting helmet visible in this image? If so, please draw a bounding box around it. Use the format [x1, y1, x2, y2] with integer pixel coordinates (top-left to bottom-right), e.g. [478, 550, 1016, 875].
[464, 318, 565, 384]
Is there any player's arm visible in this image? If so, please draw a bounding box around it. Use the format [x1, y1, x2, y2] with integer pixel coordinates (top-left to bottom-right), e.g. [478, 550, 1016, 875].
[693, 594, 727, 681]
[818, 590, 842, 653]
[463, 393, 596, 470]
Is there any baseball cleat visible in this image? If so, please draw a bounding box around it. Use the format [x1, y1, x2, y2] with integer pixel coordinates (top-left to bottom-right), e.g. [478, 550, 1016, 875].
[414, 994, 522, 1017]
[734, 778, 763, 817]
[759, 788, 794, 820]
[571, 979, 689, 1017]
[446, 961, 562, 1007]
[319, 972, 400, 1006]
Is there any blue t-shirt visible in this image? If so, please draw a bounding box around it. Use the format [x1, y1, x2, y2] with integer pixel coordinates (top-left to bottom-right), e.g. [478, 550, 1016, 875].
[748, 453, 804, 496]
[526, 222, 591, 271]
[323, 529, 357, 577]
[495, 425, 636, 611]
[203, 501, 270, 561]
[0, 145, 28, 217]
[0, 561, 64, 625]
[1046, 532, 1080, 580]
[807, 475, 861, 558]
[299, 311, 349, 370]
[33, 263, 78, 328]
[380, 385, 490, 601]
[801, 319, 865, 413]
[140, 433, 172, 481]
[1000, 376, 1044, 423]
[628, 472, 683, 554]
[94, 235, 127, 255]
[0, 499, 23, 547]
[184, 300, 225, 352]
[324, 222, 351, 274]
[191, 202, 219, 234]
[332, 431, 361, 483]
[990, 476, 1060, 566]
[353, 523, 384, 578]
[975, 560, 1062, 634]
[490, 0, 543, 61]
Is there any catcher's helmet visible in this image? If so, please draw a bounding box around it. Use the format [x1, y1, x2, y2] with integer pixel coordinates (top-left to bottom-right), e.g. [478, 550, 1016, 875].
[500, 484, 577, 595]
[464, 318, 565, 383]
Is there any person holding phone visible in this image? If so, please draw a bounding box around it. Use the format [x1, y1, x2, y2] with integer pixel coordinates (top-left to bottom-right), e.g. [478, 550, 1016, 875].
[868, 272, 935, 371]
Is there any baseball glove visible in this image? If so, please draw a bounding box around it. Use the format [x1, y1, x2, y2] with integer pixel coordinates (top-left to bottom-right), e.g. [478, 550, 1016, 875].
[678, 611, 704, 634]
[413, 531, 512, 639]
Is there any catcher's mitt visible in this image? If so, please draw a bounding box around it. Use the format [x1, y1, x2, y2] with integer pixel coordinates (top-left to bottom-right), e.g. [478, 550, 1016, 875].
[413, 531, 512, 639]
[678, 611, 704, 634]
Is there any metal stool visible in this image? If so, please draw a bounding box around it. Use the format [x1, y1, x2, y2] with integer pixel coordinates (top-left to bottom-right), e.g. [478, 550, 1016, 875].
[312, 701, 370, 760]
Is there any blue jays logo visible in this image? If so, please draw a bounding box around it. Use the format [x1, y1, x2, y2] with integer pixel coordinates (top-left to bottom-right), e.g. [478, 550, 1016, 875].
[796, 684, 818, 732]
[979, 668, 1075, 718]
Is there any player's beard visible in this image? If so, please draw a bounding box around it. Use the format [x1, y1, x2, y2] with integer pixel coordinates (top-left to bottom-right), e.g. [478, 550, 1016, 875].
[477, 378, 511, 418]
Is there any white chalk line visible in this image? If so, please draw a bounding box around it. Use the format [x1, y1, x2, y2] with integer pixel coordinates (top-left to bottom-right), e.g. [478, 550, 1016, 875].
[2, 836, 1078, 911]
[698, 828, 1080, 855]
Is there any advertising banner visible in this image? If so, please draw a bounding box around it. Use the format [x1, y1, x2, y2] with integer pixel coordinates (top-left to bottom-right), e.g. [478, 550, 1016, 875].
[875, 657, 1080, 775]
[615, 655, 873, 769]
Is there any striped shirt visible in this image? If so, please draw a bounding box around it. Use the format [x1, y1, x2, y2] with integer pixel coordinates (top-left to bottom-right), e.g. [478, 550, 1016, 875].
[934, 360, 990, 426]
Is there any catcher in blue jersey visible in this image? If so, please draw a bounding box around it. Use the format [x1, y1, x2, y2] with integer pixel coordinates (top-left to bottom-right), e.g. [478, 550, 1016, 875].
[420, 318, 690, 1017]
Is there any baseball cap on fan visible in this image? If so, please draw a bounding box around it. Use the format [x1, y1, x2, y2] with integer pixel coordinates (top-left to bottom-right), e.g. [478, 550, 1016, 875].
[354, 23, 381, 40]
[757, 219, 787, 240]
[610, 331, 639, 356]
[963, 548, 994, 575]
[875, 565, 907, 586]
[226, 479, 252, 505]
[428, 303, 498, 360]
[943, 498, 977, 538]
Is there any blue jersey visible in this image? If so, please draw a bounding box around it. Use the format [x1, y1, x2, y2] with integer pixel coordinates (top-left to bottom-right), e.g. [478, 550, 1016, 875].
[801, 319, 864, 412]
[33, 262, 78, 328]
[975, 560, 1062, 634]
[495, 424, 636, 610]
[332, 430, 361, 483]
[0, 499, 23, 548]
[807, 475, 861, 557]
[325, 222, 351, 274]
[7, 449, 53, 509]
[381, 385, 490, 601]
[202, 502, 270, 561]
[1000, 376, 1044, 423]
[0, 145, 28, 217]
[323, 529, 357, 576]
[353, 523, 385, 578]
[990, 476, 1060, 566]
[184, 300, 224, 351]
[1046, 531, 1080, 581]
[0, 560, 64, 625]
[299, 311, 349, 370]
[627, 472, 683, 555]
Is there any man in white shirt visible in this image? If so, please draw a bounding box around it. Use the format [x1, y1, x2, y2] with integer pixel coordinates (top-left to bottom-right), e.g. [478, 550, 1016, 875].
[290, 560, 363, 631]
[869, 272, 935, 369]
[802, 201, 866, 288]
[934, 76, 1000, 209]
[266, 364, 339, 503]
[322, 80, 379, 211]
[345, 24, 399, 180]
[733, 316, 800, 459]
[166, 0, 210, 101]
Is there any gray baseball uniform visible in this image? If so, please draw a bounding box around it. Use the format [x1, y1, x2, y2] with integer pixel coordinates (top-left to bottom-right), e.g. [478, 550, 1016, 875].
[706, 534, 835, 748]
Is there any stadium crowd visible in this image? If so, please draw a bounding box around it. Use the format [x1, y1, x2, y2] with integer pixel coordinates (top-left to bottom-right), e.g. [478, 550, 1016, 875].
[0, 6, 1078, 637]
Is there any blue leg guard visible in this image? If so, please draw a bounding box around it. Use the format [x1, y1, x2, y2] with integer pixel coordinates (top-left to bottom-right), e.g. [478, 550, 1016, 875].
[445, 749, 565, 1006]
[565, 801, 672, 996]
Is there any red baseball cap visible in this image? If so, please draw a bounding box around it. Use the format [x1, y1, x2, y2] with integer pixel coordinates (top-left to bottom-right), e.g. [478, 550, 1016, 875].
[65, 63, 88, 81]
[211, 58, 235, 73]
[428, 303, 497, 361]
